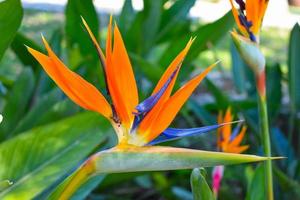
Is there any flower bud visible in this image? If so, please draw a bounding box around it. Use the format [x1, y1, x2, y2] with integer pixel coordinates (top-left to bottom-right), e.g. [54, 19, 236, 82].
[231, 31, 265, 75]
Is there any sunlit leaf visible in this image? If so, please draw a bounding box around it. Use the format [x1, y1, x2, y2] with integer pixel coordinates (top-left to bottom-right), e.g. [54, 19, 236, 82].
[0, 112, 111, 200]
[0, 0, 23, 62]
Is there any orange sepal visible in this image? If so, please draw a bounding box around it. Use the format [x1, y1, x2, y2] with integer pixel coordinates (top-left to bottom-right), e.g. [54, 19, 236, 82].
[144, 62, 218, 142]
[229, 0, 248, 37]
[230, 126, 247, 146]
[225, 144, 249, 154]
[152, 38, 194, 95]
[246, 0, 259, 34]
[27, 38, 112, 119]
[222, 107, 233, 143]
[105, 19, 139, 128]
[138, 39, 194, 134]
[81, 17, 106, 68]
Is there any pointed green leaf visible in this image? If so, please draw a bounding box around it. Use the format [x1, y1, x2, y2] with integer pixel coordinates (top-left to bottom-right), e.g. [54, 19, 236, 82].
[65, 0, 98, 57]
[0, 112, 110, 200]
[157, 0, 195, 41]
[246, 164, 266, 200]
[0, 0, 23, 62]
[191, 168, 215, 200]
[288, 23, 300, 112]
[11, 89, 63, 135]
[10, 32, 42, 72]
[266, 63, 282, 121]
[0, 68, 35, 140]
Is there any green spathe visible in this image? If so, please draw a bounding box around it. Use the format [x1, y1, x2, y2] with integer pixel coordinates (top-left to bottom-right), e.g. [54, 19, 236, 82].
[49, 146, 281, 199]
[231, 32, 265, 75]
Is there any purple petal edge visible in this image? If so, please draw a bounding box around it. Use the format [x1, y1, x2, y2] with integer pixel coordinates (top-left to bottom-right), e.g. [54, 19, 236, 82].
[148, 120, 243, 145]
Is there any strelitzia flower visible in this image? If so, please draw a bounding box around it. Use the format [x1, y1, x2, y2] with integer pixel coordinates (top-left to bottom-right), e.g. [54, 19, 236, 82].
[229, 0, 269, 43]
[27, 16, 224, 147]
[229, 2, 273, 199]
[212, 108, 248, 198]
[229, 0, 269, 76]
[217, 108, 249, 154]
[26, 17, 274, 199]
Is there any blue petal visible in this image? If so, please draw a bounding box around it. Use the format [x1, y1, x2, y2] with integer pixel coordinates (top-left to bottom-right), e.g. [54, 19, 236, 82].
[148, 120, 243, 145]
[131, 67, 179, 131]
[230, 123, 242, 142]
[135, 67, 179, 114]
[148, 124, 220, 145]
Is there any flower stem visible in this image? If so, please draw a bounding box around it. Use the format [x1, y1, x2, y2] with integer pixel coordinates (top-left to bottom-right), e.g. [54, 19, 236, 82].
[50, 158, 95, 200]
[256, 71, 273, 200]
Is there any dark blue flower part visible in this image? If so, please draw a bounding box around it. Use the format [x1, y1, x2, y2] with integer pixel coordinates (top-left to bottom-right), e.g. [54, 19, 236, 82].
[131, 66, 179, 131]
[230, 123, 242, 142]
[135, 67, 179, 115]
[148, 120, 243, 145]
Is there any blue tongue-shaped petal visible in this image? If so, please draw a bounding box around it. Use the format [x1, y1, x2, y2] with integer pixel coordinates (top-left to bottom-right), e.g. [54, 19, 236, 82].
[229, 123, 242, 142]
[148, 120, 243, 145]
[131, 67, 179, 131]
[135, 67, 179, 115]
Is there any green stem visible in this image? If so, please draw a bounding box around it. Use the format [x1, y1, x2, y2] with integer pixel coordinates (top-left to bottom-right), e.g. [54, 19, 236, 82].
[49, 158, 96, 200]
[256, 72, 273, 200]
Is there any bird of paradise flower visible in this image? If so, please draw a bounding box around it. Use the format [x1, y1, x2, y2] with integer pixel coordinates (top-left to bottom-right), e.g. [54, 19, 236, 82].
[26, 16, 277, 199]
[228, 1, 274, 199]
[212, 108, 249, 198]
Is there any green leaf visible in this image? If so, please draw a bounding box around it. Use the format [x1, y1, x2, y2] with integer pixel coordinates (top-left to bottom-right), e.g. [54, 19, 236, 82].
[204, 78, 230, 110]
[246, 164, 265, 200]
[187, 101, 216, 125]
[11, 89, 63, 135]
[266, 63, 282, 122]
[0, 0, 23, 62]
[157, 0, 195, 41]
[70, 175, 106, 200]
[35, 100, 80, 126]
[0, 181, 13, 192]
[51, 146, 279, 199]
[288, 23, 300, 112]
[190, 168, 215, 200]
[118, 0, 136, 33]
[65, 0, 98, 58]
[0, 68, 35, 140]
[274, 166, 300, 198]
[49, 28, 63, 57]
[0, 112, 111, 200]
[10, 32, 42, 72]
[187, 11, 234, 61]
[142, 0, 164, 53]
[159, 11, 233, 68]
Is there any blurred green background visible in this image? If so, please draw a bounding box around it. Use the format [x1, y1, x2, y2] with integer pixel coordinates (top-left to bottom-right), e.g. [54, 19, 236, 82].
[0, 0, 299, 199]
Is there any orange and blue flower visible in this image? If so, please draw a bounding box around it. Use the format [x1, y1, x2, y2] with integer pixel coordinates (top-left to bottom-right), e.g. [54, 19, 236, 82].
[212, 107, 248, 197]
[229, 0, 269, 42]
[26, 17, 232, 148]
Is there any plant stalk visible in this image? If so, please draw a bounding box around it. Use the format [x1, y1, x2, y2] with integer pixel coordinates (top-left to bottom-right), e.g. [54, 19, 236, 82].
[52, 158, 96, 200]
[256, 71, 273, 200]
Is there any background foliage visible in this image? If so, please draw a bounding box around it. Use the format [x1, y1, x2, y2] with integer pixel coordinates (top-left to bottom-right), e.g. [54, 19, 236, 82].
[0, 0, 299, 199]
